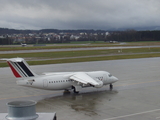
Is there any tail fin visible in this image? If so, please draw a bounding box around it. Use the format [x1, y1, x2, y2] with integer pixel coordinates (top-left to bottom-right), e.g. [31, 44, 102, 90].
[2, 58, 37, 79]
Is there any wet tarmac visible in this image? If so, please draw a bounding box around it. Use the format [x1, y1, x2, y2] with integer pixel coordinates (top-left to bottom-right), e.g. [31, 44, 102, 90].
[1, 58, 160, 120]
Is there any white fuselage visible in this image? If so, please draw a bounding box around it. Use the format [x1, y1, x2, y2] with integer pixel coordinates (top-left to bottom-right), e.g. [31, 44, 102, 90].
[17, 71, 118, 90]
[2, 58, 118, 93]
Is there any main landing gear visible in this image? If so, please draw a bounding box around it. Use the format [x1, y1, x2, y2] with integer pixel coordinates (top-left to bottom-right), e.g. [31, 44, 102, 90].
[64, 89, 70, 93]
[110, 84, 113, 90]
[72, 86, 79, 94]
[63, 89, 71, 95]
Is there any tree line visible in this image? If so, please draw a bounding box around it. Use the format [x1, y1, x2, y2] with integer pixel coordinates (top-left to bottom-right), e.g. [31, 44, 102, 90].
[1, 29, 160, 45]
[107, 30, 160, 42]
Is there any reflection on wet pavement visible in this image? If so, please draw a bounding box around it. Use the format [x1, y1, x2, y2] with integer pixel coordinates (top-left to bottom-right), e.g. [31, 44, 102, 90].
[36, 90, 118, 119]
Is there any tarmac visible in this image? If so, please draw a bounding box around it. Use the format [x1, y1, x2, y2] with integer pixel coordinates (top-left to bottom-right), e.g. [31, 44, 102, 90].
[1, 57, 160, 120]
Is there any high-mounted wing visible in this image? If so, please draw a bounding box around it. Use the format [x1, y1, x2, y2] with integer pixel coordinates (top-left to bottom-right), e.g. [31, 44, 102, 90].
[70, 72, 103, 87]
[43, 72, 72, 75]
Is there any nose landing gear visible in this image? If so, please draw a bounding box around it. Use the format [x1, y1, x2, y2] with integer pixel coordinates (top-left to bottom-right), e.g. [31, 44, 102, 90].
[110, 84, 113, 90]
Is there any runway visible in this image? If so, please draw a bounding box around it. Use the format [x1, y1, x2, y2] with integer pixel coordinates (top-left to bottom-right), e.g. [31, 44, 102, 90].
[1, 58, 160, 120]
[1, 45, 160, 54]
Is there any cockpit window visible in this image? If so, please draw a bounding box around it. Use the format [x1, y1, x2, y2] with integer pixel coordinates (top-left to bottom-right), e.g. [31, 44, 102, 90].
[108, 74, 112, 77]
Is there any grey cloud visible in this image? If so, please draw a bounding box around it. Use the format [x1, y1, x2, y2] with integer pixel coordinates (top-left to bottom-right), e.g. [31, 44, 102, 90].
[0, 0, 160, 30]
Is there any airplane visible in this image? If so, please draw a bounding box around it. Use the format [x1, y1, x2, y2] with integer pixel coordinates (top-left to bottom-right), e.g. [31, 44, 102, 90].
[1, 58, 118, 93]
[21, 43, 27, 47]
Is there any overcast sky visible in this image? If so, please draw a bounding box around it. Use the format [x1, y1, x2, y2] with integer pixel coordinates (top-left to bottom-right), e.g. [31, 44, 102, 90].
[0, 0, 160, 30]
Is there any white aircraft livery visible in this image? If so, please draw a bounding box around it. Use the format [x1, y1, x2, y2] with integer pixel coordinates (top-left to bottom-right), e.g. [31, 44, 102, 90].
[2, 58, 118, 93]
[21, 43, 27, 47]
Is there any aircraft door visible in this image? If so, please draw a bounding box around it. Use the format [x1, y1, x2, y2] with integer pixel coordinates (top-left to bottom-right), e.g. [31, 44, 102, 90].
[43, 79, 48, 88]
[103, 74, 108, 84]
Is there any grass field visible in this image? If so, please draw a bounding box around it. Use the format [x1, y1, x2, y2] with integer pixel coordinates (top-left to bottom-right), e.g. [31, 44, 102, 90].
[0, 52, 160, 67]
[1, 41, 160, 51]
[0, 47, 160, 58]
[1, 41, 160, 67]
[0, 45, 160, 67]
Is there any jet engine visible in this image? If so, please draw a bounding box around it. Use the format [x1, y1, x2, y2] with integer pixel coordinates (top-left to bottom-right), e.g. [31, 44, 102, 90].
[94, 80, 103, 88]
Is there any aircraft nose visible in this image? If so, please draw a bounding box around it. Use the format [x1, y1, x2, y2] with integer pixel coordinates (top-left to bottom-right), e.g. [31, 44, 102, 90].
[112, 76, 119, 82]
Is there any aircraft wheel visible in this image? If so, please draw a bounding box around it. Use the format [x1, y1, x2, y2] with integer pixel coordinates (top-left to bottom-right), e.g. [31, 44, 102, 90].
[53, 115, 57, 120]
[74, 90, 79, 94]
[53, 116, 57, 120]
[110, 84, 113, 90]
[72, 86, 79, 93]
[63, 89, 70, 94]
[64, 89, 70, 92]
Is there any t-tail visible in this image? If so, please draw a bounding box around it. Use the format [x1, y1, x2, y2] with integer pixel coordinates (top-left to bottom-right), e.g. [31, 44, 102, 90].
[2, 58, 37, 80]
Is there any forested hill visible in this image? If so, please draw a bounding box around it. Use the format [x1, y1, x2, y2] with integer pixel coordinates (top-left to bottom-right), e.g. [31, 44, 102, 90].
[0, 28, 37, 34]
[1, 28, 160, 42]
[0, 28, 107, 34]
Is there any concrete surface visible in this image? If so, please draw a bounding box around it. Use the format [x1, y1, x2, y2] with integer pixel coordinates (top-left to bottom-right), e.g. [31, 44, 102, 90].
[0, 58, 160, 120]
